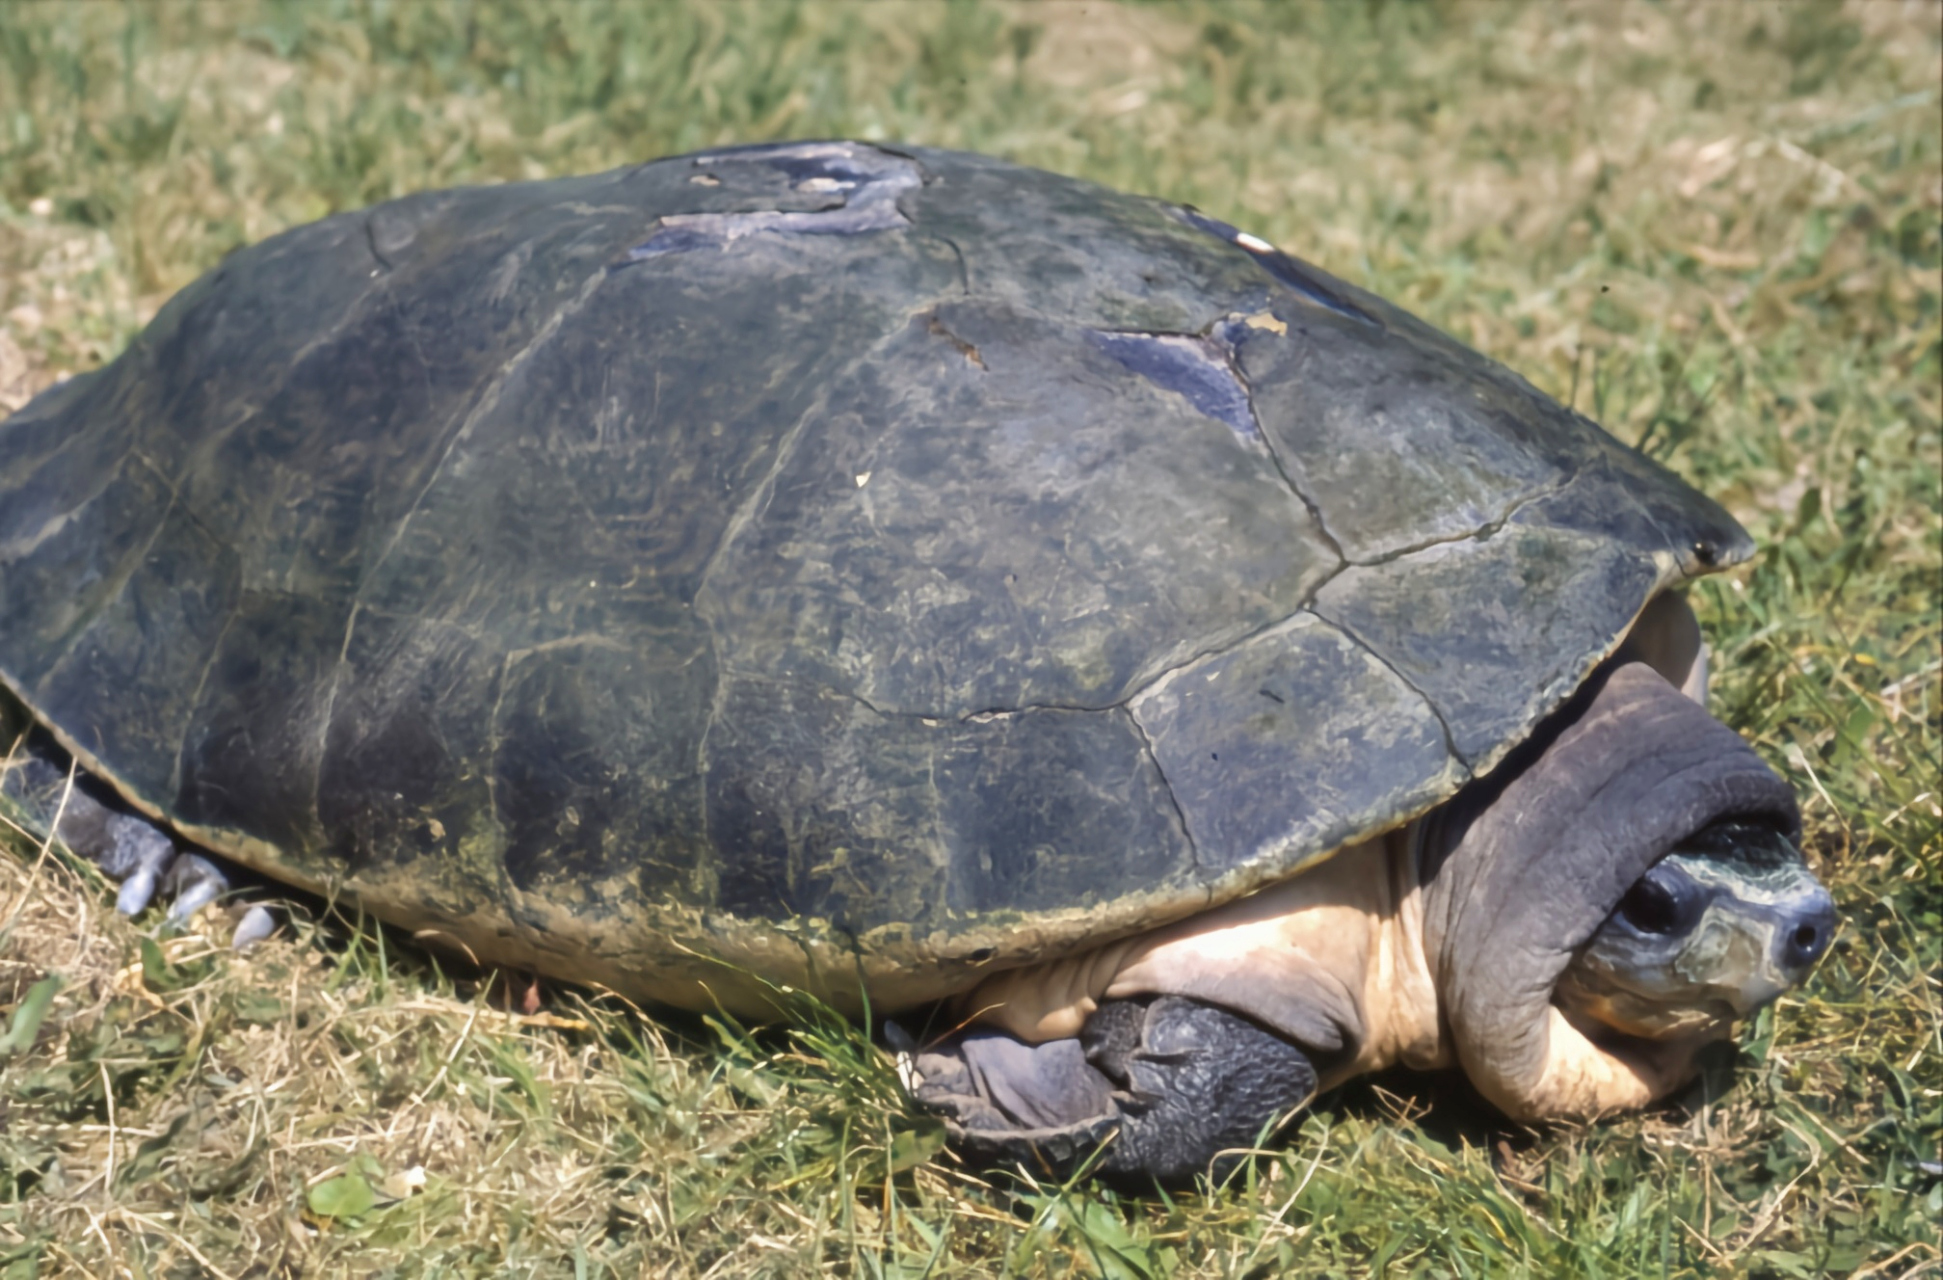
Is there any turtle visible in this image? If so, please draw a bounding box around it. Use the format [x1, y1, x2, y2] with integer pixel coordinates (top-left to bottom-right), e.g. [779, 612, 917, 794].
[0, 140, 1836, 1182]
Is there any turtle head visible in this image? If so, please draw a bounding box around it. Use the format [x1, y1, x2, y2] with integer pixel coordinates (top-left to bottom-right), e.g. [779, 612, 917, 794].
[1419, 660, 1836, 1120]
[1555, 818, 1835, 1040]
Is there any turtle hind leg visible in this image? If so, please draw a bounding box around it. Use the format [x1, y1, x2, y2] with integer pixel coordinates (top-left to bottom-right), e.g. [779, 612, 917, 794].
[909, 995, 1317, 1184]
[1, 734, 260, 938]
[3, 749, 178, 913]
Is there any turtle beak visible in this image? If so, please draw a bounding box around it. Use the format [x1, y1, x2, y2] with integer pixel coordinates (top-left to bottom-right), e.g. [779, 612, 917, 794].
[1703, 876, 1838, 1020]
[1655, 821, 1838, 1019]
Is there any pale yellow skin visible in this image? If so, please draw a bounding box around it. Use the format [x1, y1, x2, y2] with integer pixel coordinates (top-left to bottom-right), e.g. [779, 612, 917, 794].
[954, 593, 1723, 1122]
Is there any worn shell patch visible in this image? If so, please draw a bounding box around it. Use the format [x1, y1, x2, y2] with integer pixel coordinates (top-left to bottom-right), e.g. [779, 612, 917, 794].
[1090, 329, 1259, 440]
[624, 142, 921, 261]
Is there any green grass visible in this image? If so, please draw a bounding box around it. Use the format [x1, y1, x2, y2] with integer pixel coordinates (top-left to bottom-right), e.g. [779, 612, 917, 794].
[0, 1, 1937, 1275]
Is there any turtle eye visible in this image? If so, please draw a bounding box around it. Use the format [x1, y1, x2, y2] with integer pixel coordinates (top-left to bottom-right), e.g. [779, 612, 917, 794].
[1617, 875, 1680, 934]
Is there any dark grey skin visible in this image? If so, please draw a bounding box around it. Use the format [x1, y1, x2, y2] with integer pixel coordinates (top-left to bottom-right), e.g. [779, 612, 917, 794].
[0, 142, 1836, 1183]
[905, 661, 1835, 1182]
[966, 829, 1834, 1185]
[0, 746, 272, 945]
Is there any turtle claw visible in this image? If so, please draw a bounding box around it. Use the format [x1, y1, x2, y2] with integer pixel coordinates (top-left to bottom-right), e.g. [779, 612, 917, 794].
[163, 853, 230, 924]
[104, 814, 178, 915]
[885, 1020, 924, 1095]
[116, 863, 166, 916]
[230, 904, 276, 951]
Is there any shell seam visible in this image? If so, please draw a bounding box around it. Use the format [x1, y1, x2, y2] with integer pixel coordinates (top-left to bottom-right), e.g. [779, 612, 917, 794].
[1344, 467, 1582, 568]
[1300, 606, 1471, 777]
[1124, 707, 1203, 877]
[30, 451, 181, 704]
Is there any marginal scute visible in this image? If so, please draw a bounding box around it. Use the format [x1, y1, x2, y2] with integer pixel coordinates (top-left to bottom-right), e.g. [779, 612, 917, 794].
[702, 678, 1196, 935]
[1130, 612, 1459, 878]
[488, 633, 713, 902]
[175, 589, 340, 857]
[1310, 481, 1668, 774]
[316, 608, 507, 912]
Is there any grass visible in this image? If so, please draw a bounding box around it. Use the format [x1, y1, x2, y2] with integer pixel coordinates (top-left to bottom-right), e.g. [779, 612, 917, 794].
[0, 1, 1937, 1275]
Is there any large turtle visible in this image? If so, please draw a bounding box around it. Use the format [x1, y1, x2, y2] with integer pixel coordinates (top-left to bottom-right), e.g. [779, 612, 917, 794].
[0, 141, 1835, 1181]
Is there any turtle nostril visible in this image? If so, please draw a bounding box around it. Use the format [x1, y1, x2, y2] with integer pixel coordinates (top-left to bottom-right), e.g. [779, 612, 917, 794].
[1779, 889, 1834, 971]
[1783, 906, 1835, 969]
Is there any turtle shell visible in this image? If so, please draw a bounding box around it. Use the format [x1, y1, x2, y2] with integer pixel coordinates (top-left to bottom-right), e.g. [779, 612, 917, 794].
[0, 142, 1751, 1015]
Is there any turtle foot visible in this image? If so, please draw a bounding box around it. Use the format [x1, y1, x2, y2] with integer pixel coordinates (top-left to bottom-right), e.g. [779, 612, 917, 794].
[906, 995, 1317, 1184]
[2, 748, 272, 949]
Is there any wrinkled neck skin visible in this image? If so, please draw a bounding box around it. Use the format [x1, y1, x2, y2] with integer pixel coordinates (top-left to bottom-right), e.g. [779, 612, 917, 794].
[1412, 661, 1794, 1118]
[960, 600, 1799, 1123]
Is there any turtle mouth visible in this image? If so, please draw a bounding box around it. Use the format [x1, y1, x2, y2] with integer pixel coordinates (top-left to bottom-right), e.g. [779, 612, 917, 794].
[1553, 977, 1740, 1043]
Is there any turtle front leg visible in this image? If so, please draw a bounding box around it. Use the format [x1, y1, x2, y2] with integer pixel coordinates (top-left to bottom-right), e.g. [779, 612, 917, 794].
[909, 995, 1318, 1183]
